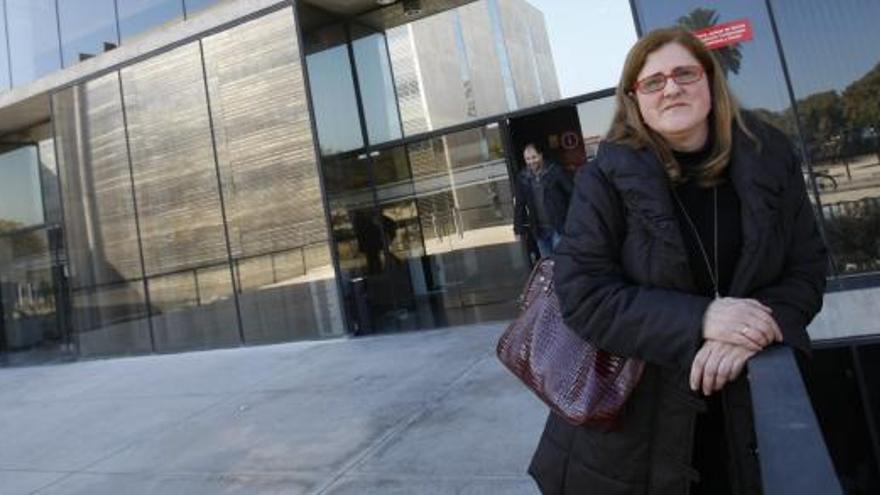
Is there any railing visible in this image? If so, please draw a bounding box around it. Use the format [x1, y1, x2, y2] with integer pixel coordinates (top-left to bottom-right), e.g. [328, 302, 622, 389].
[748, 346, 843, 494]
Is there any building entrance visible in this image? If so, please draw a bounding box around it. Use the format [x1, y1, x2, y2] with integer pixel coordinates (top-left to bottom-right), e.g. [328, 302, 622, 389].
[508, 105, 588, 177]
[0, 145, 72, 365]
[325, 123, 531, 335]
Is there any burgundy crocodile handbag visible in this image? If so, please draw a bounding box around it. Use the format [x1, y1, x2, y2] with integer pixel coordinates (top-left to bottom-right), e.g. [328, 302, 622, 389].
[496, 258, 645, 427]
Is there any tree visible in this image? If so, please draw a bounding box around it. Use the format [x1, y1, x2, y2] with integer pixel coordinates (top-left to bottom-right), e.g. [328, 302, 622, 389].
[677, 8, 742, 77]
[842, 62, 880, 162]
[795, 91, 846, 161]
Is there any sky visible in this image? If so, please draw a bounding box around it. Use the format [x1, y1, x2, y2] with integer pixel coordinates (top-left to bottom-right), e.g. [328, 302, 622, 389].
[526, 0, 638, 96]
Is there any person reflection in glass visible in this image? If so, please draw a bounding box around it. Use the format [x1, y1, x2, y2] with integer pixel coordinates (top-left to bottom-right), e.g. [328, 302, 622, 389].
[514, 142, 573, 258]
[352, 210, 398, 275]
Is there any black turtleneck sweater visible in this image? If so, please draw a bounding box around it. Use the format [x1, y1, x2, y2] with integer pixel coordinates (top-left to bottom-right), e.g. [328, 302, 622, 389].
[671, 144, 742, 298]
[673, 143, 742, 495]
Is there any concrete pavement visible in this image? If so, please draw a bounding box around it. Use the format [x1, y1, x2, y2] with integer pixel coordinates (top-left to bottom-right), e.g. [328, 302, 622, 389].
[0, 322, 548, 494]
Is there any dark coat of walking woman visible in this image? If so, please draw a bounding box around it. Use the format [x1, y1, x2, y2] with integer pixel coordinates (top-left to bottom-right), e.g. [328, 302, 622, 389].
[527, 27, 826, 494]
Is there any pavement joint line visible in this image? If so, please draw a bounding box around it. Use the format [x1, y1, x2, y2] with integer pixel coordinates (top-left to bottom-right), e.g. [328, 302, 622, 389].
[310, 353, 493, 495]
[3, 392, 238, 405]
[333, 472, 533, 481]
[0, 468, 77, 474]
[29, 391, 243, 494]
[28, 472, 76, 495]
[66, 468, 334, 477]
[5, 343, 315, 493]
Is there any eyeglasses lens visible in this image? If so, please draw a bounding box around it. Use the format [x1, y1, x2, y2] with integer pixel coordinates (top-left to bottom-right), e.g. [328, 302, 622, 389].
[636, 66, 702, 94]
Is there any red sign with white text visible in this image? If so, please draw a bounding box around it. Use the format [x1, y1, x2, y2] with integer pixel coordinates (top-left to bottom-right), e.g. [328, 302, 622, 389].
[694, 19, 753, 50]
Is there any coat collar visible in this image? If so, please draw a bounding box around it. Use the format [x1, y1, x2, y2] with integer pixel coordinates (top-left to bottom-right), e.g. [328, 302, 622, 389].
[598, 124, 784, 296]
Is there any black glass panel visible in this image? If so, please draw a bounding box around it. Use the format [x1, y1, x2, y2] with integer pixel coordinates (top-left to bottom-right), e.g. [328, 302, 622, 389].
[117, 0, 184, 43]
[58, 0, 118, 66]
[5, 0, 61, 86]
[202, 8, 344, 343]
[856, 344, 880, 462]
[801, 346, 880, 493]
[770, 0, 880, 276]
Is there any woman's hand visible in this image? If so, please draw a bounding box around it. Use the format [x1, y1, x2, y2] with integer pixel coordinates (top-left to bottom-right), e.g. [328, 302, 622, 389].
[702, 298, 782, 351]
[689, 340, 757, 395]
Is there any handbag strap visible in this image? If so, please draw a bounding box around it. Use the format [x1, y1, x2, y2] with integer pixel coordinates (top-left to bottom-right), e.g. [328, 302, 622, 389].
[518, 259, 554, 309]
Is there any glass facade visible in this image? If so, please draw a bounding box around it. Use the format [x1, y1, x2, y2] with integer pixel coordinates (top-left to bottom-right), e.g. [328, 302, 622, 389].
[53, 71, 153, 355]
[117, 0, 184, 43]
[303, 0, 637, 148]
[6, 0, 61, 86]
[0, 228, 60, 354]
[0, 146, 44, 229]
[0, 125, 68, 361]
[58, 0, 119, 67]
[768, 0, 880, 276]
[351, 25, 404, 145]
[0, 0, 238, 91]
[304, 24, 364, 155]
[202, 8, 341, 344]
[50, 6, 343, 357]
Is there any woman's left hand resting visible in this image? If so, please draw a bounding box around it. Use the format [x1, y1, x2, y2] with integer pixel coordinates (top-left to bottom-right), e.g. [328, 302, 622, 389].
[689, 340, 758, 396]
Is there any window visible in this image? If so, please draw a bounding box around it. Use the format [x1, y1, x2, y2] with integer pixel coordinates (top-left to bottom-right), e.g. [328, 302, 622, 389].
[58, 0, 119, 66]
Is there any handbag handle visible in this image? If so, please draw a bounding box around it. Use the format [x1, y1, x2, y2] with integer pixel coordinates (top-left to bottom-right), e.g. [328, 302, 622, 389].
[518, 259, 554, 309]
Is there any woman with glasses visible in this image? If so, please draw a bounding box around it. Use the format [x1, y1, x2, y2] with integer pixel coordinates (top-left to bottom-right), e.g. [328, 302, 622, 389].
[527, 27, 826, 494]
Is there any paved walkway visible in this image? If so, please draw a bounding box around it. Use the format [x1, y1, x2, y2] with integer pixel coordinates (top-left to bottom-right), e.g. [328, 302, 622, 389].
[0, 322, 547, 494]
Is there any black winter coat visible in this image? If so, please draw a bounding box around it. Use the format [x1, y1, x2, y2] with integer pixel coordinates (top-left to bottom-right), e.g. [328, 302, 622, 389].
[528, 118, 827, 494]
[514, 161, 574, 237]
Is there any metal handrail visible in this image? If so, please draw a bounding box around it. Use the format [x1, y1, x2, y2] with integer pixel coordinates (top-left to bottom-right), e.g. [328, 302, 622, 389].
[748, 345, 843, 494]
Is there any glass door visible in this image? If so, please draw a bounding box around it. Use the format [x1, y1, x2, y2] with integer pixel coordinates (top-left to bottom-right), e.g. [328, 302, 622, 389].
[323, 122, 530, 335]
[0, 145, 71, 365]
[408, 123, 527, 326]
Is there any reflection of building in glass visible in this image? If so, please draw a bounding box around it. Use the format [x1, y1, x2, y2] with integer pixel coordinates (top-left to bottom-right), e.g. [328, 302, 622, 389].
[388, 0, 560, 134]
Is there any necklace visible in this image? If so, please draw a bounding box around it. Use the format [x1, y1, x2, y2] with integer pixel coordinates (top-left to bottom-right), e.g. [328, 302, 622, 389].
[671, 186, 720, 299]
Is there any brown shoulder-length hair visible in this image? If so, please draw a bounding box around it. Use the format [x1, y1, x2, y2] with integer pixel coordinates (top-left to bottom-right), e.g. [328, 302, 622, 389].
[606, 26, 754, 186]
